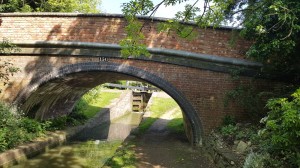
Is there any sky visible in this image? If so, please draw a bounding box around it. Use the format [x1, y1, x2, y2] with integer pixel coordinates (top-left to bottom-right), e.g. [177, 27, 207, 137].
[100, 0, 203, 19]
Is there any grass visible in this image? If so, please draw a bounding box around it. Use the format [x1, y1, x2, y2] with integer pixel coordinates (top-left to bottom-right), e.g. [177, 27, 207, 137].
[84, 91, 121, 118]
[47, 87, 122, 130]
[73, 87, 121, 119]
[166, 108, 185, 134]
[104, 95, 185, 168]
[137, 97, 179, 134]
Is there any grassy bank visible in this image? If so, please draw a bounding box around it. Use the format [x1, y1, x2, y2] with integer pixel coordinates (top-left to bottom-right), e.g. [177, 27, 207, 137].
[166, 108, 185, 134]
[73, 87, 122, 118]
[137, 96, 180, 134]
[48, 87, 122, 130]
[0, 102, 47, 152]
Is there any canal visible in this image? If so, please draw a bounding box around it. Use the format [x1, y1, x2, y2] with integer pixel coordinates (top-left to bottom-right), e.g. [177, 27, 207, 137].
[12, 112, 143, 168]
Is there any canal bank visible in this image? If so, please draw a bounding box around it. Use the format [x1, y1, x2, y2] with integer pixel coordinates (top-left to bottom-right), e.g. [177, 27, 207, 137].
[0, 90, 135, 167]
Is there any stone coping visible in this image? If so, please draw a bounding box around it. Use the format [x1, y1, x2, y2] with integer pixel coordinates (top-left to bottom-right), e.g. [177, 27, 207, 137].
[0, 131, 66, 168]
[11, 41, 263, 77]
[14, 41, 261, 67]
[0, 90, 132, 167]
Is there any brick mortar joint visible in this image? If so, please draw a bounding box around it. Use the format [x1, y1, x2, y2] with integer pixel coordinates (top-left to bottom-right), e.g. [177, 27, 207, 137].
[0, 13, 238, 30]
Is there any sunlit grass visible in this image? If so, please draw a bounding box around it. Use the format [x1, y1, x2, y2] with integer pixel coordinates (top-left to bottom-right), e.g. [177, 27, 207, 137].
[167, 108, 185, 134]
[138, 97, 178, 133]
[84, 91, 121, 118]
[74, 87, 121, 119]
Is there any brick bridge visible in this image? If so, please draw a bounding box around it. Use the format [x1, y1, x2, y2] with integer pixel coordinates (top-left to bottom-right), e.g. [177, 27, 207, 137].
[0, 13, 273, 145]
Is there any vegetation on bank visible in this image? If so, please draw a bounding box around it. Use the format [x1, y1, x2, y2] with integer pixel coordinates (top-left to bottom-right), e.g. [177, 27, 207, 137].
[218, 88, 300, 168]
[46, 87, 121, 130]
[137, 96, 180, 134]
[73, 87, 121, 118]
[0, 102, 48, 152]
[0, 87, 121, 152]
[104, 95, 185, 168]
[166, 108, 184, 134]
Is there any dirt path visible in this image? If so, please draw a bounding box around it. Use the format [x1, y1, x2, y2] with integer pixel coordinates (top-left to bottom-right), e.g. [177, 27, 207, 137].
[132, 108, 216, 168]
[134, 134, 215, 168]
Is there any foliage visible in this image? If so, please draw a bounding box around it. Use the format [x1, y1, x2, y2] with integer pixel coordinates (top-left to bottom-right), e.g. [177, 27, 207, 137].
[219, 115, 258, 144]
[259, 88, 300, 167]
[0, 101, 46, 152]
[47, 88, 121, 130]
[46, 109, 89, 130]
[73, 87, 121, 118]
[0, 0, 101, 13]
[243, 152, 266, 168]
[121, 0, 300, 82]
[220, 124, 238, 137]
[120, 1, 152, 58]
[222, 115, 236, 126]
[238, 0, 300, 83]
[219, 89, 300, 167]
[225, 85, 272, 120]
[0, 38, 20, 92]
[44, 0, 100, 13]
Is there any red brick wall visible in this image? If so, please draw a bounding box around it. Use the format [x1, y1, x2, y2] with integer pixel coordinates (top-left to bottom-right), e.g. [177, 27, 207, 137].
[0, 14, 270, 136]
[0, 55, 273, 134]
[0, 14, 251, 59]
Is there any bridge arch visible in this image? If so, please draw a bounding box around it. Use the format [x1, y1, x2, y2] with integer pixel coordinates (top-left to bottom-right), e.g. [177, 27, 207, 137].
[19, 61, 203, 145]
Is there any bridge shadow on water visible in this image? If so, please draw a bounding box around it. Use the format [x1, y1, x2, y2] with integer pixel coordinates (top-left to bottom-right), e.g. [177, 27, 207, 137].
[12, 109, 216, 168]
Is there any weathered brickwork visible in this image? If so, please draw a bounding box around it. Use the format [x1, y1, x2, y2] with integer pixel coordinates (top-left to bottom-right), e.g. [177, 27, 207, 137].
[0, 55, 272, 134]
[0, 14, 275, 144]
[0, 14, 251, 59]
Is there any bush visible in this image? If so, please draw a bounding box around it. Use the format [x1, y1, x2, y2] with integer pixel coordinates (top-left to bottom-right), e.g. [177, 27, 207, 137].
[222, 115, 236, 126]
[259, 88, 300, 167]
[46, 111, 88, 131]
[220, 124, 238, 137]
[20, 117, 44, 133]
[243, 152, 265, 168]
[0, 102, 46, 152]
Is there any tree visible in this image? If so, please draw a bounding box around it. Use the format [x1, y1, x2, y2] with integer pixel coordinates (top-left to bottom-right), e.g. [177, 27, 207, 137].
[0, 38, 20, 93]
[0, 0, 101, 13]
[121, 0, 300, 83]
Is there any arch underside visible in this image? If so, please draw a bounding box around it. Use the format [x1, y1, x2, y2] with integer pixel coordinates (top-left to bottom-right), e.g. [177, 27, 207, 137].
[19, 62, 204, 145]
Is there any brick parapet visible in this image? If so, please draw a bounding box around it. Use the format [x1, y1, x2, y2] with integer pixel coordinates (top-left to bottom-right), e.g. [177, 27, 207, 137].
[0, 13, 251, 59]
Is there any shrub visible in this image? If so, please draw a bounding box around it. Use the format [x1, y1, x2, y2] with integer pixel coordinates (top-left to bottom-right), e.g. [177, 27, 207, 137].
[222, 115, 236, 126]
[46, 111, 88, 131]
[20, 117, 44, 133]
[220, 124, 238, 137]
[46, 116, 67, 130]
[259, 88, 300, 167]
[243, 152, 265, 168]
[0, 102, 46, 152]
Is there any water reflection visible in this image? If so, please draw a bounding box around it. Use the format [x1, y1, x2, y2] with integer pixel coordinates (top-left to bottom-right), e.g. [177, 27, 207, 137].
[74, 112, 142, 141]
[13, 112, 142, 168]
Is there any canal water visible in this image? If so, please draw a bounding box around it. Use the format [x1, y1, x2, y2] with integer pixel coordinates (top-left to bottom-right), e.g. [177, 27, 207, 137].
[12, 112, 143, 168]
